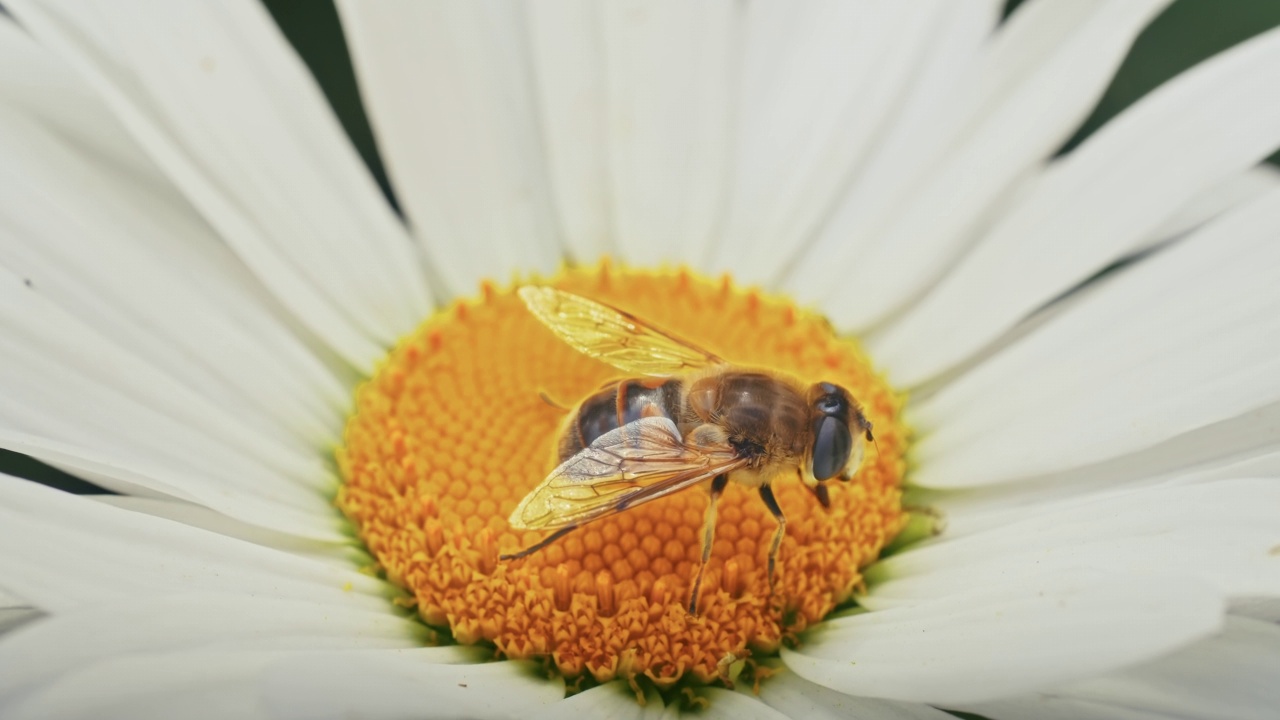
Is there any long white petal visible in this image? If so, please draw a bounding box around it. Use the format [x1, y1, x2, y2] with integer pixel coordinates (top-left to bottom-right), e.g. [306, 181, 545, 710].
[757, 666, 955, 720]
[262, 652, 562, 720]
[875, 26, 1280, 385]
[0, 594, 426, 698]
[0, 108, 349, 447]
[93, 496, 364, 566]
[2, 647, 473, 720]
[0, 608, 39, 637]
[912, 186, 1280, 488]
[1230, 597, 1280, 623]
[867, 479, 1280, 609]
[1145, 165, 1280, 244]
[6, 0, 433, 370]
[0, 432, 339, 541]
[770, 0, 1000, 286]
[0, 477, 389, 613]
[602, 0, 736, 268]
[783, 570, 1223, 705]
[525, 1, 612, 264]
[962, 616, 1280, 720]
[785, 0, 1170, 328]
[0, 588, 39, 636]
[687, 689, 791, 720]
[0, 269, 344, 537]
[337, 0, 561, 298]
[0, 15, 154, 182]
[928, 402, 1280, 539]
[2, 651, 277, 720]
[528, 682, 661, 720]
[707, 2, 945, 282]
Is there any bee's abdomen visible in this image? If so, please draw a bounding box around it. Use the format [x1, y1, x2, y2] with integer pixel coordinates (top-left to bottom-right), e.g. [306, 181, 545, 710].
[559, 378, 684, 461]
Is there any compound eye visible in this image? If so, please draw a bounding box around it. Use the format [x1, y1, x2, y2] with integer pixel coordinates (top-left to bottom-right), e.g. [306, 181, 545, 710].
[811, 415, 853, 481]
[811, 382, 851, 418]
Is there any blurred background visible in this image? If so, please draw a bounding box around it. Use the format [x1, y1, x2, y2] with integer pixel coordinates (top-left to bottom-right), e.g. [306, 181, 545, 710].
[5, 0, 1280, 490]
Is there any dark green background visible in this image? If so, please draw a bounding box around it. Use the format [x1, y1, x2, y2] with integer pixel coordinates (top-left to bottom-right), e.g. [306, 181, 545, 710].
[6, 0, 1280, 491]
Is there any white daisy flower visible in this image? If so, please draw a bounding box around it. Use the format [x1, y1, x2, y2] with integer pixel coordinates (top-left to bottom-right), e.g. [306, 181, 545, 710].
[1, 1, 1278, 719]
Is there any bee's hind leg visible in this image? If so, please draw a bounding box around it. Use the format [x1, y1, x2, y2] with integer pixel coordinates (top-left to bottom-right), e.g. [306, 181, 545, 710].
[500, 524, 578, 561]
[688, 474, 729, 615]
[759, 484, 787, 597]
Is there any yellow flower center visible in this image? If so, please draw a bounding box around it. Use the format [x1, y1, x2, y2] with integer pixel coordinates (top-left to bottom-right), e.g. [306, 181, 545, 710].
[337, 264, 907, 690]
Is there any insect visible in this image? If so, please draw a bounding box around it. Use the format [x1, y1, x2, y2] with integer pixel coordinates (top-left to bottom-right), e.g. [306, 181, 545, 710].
[501, 286, 874, 614]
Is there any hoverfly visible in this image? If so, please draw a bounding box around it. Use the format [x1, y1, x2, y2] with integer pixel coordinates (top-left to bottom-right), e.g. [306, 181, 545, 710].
[502, 287, 873, 614]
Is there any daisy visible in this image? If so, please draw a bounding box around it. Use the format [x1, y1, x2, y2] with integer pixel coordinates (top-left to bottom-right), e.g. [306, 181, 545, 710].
[1, 1, 1279, 718]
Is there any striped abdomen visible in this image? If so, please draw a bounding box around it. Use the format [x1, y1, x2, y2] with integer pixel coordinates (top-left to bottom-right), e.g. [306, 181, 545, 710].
[558, 378, 684, 462]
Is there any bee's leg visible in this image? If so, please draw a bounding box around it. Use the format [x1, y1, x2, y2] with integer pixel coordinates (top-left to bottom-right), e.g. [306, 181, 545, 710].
[759, 484, 787, 595]
[688, 473, 729, 615]
[797, 469, 831, 508]
[537, 390, 570, 412]
[499, 524, 578, 561]
[811, 482, 831, 508]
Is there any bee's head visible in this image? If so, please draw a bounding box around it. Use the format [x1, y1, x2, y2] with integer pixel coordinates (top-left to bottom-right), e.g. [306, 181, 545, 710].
[806, 382, 873, 484]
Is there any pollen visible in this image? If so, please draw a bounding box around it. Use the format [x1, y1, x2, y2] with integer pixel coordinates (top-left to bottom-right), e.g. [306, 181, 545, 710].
[337, 265, 907, 689]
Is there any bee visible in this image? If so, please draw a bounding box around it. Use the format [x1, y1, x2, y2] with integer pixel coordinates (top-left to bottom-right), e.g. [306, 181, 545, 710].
[501, 287, 874, 614]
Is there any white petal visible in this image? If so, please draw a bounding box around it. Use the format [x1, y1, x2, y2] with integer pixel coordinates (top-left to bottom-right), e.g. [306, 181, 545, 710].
[7, 0, 433, 370]
[0, 588, 39, 636]
[337, 0, 561, 298]
[2, 648, 474, 720]
[757, 666, 955, 720]
[0, 607, 40, 637]
[0, 476, 389, 614]
[928, 401, 1280, 539]
[786, 0, 1170, 328]
[1230, 597, 1280, 623]
[1145, 165, 1280, 244]
[0, 432, 339, 541]
[686, 689, 790, 720]
[963, 615, 1280, 720]
[958, 695, 1161, 720]
[1, 651, 277, 720]
[868, 479, 1280, 608]
[602, 0, 736, 268]
[912, 186, 1280, 488]
[0, 270, 342, 537]
[0, 594, 425, 698]
[875, 26, 1280, 385]
[783, 570, 1223, 705]
[0, 588, 24, 609]
[771, 0, 1000, 286]
[528, 682, 661, 720]
[93, 496, 364, 566]
[0, 106, 349, 447]
[707, 2, 944, 283]
[263, 652, 562, 720]
[525, 1, 612, 264]
[892, 166, 1280, 409]
[0, 14, 155, 182]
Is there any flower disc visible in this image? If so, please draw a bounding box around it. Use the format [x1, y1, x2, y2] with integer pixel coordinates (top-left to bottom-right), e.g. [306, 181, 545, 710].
[338, 265, 908, 687]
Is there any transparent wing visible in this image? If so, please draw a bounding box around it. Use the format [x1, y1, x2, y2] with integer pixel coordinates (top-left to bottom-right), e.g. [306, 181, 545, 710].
[509, 417, 746, 530]
[519, 286, 724, 377]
